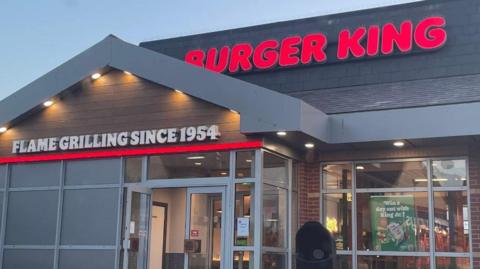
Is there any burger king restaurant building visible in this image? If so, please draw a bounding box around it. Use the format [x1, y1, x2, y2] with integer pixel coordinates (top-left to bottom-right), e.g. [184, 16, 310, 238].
[0, 0, 479, 269]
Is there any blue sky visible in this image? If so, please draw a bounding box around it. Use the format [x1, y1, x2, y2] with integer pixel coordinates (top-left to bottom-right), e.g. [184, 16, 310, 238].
[0, 0, 420, 100]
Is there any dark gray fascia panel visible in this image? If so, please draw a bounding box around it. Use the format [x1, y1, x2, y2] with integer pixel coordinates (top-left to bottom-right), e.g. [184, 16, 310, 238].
[329, 102, 480, 143]
[0, 35, 329, 141]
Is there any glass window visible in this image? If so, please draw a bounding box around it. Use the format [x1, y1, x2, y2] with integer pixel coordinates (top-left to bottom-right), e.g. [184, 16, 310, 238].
[324, 193, 352, 250]
[236, 151, 255, 178]
[5, 190, 58, 245]
[61, 188, 119, 245]
[263, 184, 287, 248]
[148, 152, 229, 179]
[124, 157, 142, 183]
[235, 183, 254, 246]
[263, 153, 288, 188]
[435, 257, 470, 269]
[10, 162, 61, 188]
[432, 160, 467, 187]
[262, 253, 286, 269]
[65, 159, 121, 185]
[233, 251, 254, 269]
[434, 191, 469, 252]
[3, 249, 54, 269]
[357, 256, 430, 269]
[336, 255, 353, 269]
[322, 163, 352, 189]
[356, 161, 428, 188]
[357, 192, 429, 252]
[59, 250, 116, 269]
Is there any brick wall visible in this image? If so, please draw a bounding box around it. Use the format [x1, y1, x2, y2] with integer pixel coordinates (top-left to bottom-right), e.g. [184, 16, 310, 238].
[468, 145, 480, 268]
[297, 162, 320, 225]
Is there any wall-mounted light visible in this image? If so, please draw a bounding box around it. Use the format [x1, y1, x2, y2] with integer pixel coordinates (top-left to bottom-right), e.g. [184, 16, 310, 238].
[43, 100, 54, 107]
[305, 143, 315, 149]
[123, 71, 132, 75]
[277, 131, 287, 136]
[0, 127, 7, 133]
[230, 109, 239, 114]
[91, 73, 101, 80]
[174, 89, 184, 94]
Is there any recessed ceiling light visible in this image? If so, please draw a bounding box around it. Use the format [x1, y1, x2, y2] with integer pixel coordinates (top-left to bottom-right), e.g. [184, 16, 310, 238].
[43, 100, 54, 107]
[187, 156, 205, 160]
[356, 165, 365, 170]
[393, 141, 405, 147]
[245, 159, 252, 163]
[305, 143, 315, 149]
[194, 162, 202, 166]
[91, 73, 101, 80]
[0, 127, 7, 133]
[277, 131, 287, 136]
[220, 172, 228, 176]
[123, 71, 132, 75]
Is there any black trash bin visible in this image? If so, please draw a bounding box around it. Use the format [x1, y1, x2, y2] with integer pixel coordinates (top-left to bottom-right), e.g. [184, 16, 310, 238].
[296, 221, 336, 269]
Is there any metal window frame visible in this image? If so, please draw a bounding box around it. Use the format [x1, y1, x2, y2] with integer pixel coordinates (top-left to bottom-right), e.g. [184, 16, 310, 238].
[319, 157, 474, 269]
[260, 149, 291, 269]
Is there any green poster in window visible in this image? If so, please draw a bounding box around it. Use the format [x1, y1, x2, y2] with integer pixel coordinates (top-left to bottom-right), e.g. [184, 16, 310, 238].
[370, 195, 416, 251]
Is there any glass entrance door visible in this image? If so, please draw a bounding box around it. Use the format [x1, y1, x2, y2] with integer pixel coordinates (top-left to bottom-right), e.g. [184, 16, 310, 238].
[123, 187, 152, 269]
[185, 187, 226, 269]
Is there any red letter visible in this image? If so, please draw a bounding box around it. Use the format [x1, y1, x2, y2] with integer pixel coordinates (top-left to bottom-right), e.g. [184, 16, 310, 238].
[228, 43, 254, 73]
[279, 36, 301, 67]
[337, 27, 367, 60]
[367, 25, 380, 56]
[205, 47, 230, 73]
[253, 40, 279, 69]
[415, 16, 447, 50]
[301, 34, 327, 64]
[185, 50, 205, 67]
[381, 21, 413, 55]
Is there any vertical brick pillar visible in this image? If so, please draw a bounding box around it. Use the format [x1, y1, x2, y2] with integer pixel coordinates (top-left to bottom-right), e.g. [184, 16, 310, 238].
[298, 162, 320, 225]
[469, 145, 480, 267]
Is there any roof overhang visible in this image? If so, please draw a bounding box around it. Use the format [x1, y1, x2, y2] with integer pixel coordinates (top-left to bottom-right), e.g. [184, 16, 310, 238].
[2, 35, 480, 145]
[0, 35, 329, 141]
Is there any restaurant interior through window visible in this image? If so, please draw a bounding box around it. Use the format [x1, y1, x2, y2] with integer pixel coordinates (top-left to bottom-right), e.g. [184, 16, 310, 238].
[322, 158, 471, 269]
[120, 149, 297, 269]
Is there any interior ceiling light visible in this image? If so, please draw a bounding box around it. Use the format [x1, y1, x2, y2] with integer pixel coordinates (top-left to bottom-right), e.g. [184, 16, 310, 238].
[91, 73, 101, 80]
[356, 165, 365, 170]
[43, 100, 54, 107]
[393, 141, 405, 147]
[245, 159, 252, 163]
[194, 162, 202, 166]
[277, 131, 287, 136]
[0, 127, 7, 133]
[187, 156, 205, 160]
[305, 143, 315, 149]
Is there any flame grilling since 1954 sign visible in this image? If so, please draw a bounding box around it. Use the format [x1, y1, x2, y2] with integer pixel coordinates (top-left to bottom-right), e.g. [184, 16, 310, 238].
[11, 125, 221, 154]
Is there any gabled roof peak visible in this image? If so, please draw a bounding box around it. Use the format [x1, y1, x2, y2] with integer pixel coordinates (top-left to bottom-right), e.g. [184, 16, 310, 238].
[0, 36, 328, 142]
